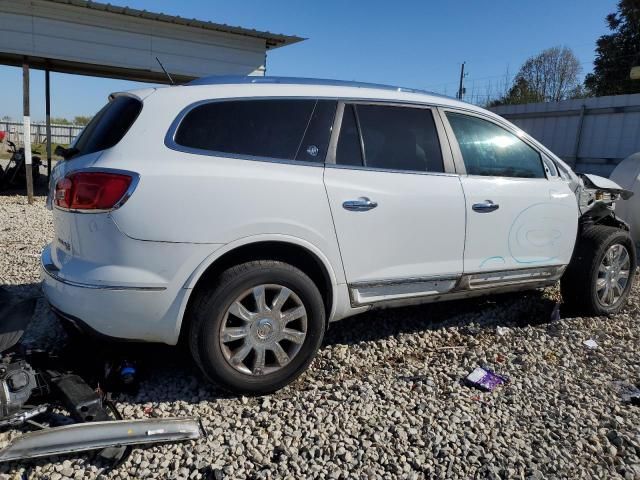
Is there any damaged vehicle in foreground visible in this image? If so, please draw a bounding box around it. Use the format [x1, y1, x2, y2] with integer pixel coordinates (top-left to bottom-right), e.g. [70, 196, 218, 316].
[41, 77, 636, 394]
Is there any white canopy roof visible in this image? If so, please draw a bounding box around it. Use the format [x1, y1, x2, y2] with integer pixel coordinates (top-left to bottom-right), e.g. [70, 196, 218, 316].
[0, 0, 304, 83]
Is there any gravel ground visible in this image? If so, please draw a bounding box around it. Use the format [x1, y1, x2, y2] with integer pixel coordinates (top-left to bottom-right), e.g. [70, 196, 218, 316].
[1, 194, 640, 479]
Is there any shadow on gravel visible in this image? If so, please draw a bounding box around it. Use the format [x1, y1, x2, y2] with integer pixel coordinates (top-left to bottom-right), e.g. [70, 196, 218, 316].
[323, 289, 560, 347]
[1, 280, 562, 405]
[0, 182, 49, 197]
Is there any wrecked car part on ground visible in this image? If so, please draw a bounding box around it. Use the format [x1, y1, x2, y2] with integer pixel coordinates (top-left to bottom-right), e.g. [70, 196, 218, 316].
[0, 417, 204, 462]
[0, 295, 202, 464]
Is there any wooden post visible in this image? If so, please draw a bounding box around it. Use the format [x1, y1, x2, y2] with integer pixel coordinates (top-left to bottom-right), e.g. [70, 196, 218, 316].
[22, 59, 33, 204]
[45, 68, 52, 178]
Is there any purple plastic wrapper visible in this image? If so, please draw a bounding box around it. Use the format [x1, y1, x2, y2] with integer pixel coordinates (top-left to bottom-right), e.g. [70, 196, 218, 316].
[465, 367, 508, 391]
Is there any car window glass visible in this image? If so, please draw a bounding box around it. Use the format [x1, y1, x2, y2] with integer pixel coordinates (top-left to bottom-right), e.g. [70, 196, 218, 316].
[446, 112, 545, 178]
[335, 104, 363, 166]
[73, 96, 142, 156]
[174, 99, 320, 161]
[356, 105, 444, 173]
[295, 100, 337, 162]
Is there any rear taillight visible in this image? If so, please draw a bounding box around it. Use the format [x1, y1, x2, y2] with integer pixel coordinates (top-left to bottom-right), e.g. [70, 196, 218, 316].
[54, 172, 134, 211]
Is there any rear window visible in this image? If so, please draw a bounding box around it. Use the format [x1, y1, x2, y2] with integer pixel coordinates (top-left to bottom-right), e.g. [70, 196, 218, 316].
[73, 96, 142, 156]
[173, 99, 337, 162]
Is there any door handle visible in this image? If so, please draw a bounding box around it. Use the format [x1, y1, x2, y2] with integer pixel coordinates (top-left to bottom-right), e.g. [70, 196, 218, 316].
[472, 200, 499, 213]
[342, 197, 378, 212]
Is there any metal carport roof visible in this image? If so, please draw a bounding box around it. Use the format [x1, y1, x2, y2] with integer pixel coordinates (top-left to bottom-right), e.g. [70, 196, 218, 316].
[0, 0, 304, 83]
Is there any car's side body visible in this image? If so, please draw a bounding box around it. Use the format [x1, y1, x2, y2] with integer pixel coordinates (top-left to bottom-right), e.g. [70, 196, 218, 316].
[42, 77, 615, 346]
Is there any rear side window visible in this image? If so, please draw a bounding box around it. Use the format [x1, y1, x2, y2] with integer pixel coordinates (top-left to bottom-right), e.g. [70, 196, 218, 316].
[446, 113, 545, 178]
[336, 103, 444, 173]
[174, 99, 337, 162]
[73, 96, 142, 156]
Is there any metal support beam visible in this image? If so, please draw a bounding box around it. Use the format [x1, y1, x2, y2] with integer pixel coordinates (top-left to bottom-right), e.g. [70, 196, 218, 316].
[45, 68, 52, 178]
[572, 105, 587, 167]
[22, 59, 33, 204]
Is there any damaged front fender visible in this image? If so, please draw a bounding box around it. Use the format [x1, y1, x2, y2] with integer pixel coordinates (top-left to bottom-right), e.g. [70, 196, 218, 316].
[577, 173, 634, 219]
[582, 174, 633, 200]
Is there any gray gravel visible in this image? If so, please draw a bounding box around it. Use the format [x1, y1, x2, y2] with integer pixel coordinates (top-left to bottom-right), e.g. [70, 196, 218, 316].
[2, 194, 640, 479]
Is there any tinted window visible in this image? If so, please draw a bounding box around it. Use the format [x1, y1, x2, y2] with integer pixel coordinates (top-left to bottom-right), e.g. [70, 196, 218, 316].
[446, 113, 545, 178]
[336, 104, 363, 166]
[174, 99, 335, 161]
[73, 96, 142, 157]
[295, 101, 337, 162]
[356, 105, 444, 172]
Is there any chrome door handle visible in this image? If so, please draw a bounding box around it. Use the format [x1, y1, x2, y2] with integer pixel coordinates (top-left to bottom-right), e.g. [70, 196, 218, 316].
[472, 200, 499, 213]
[342, 197, 378, 212]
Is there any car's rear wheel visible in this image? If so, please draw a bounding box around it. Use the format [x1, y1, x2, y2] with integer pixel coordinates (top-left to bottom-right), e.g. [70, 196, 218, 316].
[188, 261, 325, 394]
[561, 225, 636, 315]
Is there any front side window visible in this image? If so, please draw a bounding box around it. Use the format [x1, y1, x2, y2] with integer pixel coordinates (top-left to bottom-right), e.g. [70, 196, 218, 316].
[335, 103, 444, 173]
[446, 112, 545, 178]
[173, 99, 336, 162]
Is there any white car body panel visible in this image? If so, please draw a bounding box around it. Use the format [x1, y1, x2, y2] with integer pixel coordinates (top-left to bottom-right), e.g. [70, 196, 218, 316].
[40, 78, 591, 344]
[324, 168, 465, 282]
[459, 176, 579, 271]
[583, 173, 625, 192]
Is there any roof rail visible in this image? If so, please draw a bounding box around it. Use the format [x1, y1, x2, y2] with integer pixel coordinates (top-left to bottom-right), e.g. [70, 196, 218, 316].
[187, 76, 446, 97]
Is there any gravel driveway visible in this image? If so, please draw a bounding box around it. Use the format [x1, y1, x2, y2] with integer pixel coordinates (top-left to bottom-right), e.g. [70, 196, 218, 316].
[1, 194, 640, 479]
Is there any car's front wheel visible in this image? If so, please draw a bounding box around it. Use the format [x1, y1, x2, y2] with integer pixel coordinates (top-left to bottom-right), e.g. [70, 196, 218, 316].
[561, 225, 636, 315]
[188, 261, 325, 394]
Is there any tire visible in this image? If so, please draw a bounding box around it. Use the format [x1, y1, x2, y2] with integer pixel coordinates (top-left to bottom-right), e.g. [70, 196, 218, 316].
[188, 261, 326, 395]
[561, 225, 636, 315]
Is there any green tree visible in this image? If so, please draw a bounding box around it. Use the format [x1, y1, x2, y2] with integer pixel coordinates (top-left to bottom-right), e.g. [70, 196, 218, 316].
[488, 47, 581, 106]
[584, 0, 640, 96]
[73, 115, 92, 126]
[50, 117, 71, 125]
[516, 47, 582, 102]
[488, 77, 543, 107]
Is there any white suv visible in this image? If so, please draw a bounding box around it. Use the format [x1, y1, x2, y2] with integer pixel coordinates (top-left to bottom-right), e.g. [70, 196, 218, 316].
[42, 77, 636, 393]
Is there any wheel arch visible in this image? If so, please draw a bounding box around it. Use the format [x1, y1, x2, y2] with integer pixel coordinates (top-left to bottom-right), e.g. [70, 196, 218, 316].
[176, 235, 339, 342]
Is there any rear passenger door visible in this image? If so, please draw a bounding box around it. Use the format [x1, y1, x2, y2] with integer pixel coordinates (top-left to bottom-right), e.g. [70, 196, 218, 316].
[323, 102, 466, 305]
[441, 109, 578, 276]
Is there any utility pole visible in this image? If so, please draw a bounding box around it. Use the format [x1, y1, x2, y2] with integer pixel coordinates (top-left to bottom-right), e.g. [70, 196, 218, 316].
[457, 62, 466, 100]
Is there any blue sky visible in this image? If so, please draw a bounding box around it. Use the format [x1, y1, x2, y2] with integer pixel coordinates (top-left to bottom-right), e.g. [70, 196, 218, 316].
[0, 0, 617, 120]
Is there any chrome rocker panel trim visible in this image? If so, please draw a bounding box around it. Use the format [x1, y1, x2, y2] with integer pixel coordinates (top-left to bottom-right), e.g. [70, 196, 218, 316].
[348, 265, 566, 308]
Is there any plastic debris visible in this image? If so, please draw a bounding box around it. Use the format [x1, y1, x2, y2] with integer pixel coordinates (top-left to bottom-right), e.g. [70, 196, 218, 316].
[612, 381, 640, 405]
[583, 339, 599, 349]
[496, 326, 511, 336]
[550, 302, 561, 321]
[465, 367, 508, 392]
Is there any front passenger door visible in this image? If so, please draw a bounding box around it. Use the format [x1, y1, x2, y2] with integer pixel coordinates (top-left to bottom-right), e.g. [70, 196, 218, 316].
[442, 110, 579, 274]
